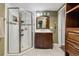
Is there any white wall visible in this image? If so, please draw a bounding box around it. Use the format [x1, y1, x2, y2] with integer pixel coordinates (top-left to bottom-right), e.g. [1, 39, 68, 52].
[58, 6, 65, 46]
[61, 8, 65, 45]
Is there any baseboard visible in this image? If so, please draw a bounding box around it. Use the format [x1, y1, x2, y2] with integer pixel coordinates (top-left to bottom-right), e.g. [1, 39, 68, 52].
[62, 44, 65, 46]
[53, 43, 64, 47]
[53, 43, 58, 45]
[53, 43, 60, 47]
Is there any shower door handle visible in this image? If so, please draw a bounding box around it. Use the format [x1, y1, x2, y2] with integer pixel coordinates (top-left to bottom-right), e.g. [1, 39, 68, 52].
[21, 29, 24, 32]
[25, 28, 27, 30]
[21, 20, 24, 23]
[21, 34, 24, 36]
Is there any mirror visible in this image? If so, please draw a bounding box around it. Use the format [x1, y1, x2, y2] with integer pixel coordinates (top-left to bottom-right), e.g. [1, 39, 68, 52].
[36, 16, 49, 29]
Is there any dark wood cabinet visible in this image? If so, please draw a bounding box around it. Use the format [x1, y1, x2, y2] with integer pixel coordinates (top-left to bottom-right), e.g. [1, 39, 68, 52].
[35, 33, 53, 49]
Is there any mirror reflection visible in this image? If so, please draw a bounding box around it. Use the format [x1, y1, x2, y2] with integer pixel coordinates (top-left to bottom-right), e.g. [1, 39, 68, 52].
[36, 16, 49, 29]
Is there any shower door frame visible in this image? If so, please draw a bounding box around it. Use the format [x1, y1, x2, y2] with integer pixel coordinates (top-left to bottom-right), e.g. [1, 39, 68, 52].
[20, 10, 33, 52]
[7, 8, 33, 54]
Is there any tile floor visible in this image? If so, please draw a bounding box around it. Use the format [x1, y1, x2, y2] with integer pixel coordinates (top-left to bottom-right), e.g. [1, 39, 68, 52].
[22, 45, 65, 56]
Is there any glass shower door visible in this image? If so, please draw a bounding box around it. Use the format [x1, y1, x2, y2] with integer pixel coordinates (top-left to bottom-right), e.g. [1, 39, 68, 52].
[8, 8, 19, 53]
[8, 8, 32, 53]
[20, 11, 32, 52]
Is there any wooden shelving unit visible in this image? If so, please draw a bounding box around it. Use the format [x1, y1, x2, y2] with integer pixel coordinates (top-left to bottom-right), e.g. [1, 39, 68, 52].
[66, 3, 79, 12]
[66, 5, 79, 14]
[65, 3, 79, 56]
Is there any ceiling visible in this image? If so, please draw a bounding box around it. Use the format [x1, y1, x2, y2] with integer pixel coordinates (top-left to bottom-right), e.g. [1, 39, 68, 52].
[8, 3, 64, 11]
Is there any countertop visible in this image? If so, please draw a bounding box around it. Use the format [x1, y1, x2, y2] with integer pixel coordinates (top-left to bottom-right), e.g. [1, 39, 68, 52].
[35, 29, 53, 33]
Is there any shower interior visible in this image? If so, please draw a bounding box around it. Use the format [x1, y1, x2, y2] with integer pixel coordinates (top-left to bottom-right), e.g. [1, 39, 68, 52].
[7, 7, 33, 54]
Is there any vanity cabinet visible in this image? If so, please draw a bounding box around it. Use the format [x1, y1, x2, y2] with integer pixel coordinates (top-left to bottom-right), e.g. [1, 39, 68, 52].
[35, 33, 53, 49]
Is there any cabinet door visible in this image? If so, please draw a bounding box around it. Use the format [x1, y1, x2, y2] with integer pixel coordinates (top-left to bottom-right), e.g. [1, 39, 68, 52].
[35, 33, 52, 49]
[35, 33, 43, 48]
[9, 24, 19, 53]
[43, 33, 52, 49]
[21, 25, 32, 51]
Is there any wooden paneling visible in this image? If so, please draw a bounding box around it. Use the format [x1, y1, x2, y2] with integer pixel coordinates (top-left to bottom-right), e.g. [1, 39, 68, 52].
[66, 3, 79, 12]
[65, 3, 79, 56]
[66, 39, 79, 56]
[65, 28, 79, 56]
[66, 14, 79, 27]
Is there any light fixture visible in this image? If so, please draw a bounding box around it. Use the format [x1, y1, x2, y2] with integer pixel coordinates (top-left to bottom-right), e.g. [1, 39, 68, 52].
[43, 12, 46, 15]
[36, 12, 40, 16]
[40, 12, 42, 16]
[47, 12, 50, 16]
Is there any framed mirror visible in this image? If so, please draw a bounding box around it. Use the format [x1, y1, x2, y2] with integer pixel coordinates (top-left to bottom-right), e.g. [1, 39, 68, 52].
[36, 16, 50, 29]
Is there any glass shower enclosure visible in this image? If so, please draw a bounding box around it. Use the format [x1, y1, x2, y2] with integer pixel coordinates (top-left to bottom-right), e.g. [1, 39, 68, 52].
[7, 7, 33, 54]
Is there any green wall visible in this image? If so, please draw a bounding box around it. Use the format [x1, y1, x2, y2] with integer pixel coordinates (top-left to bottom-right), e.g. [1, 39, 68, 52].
[49, 11, 58, 43]
[0, 3, 5, 56]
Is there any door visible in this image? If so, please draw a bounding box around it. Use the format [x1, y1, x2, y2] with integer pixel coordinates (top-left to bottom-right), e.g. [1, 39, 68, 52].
[21, 11, 32, 52]
[21, 25, 32, 51]
[8, 8, 19, 53]
[21, 11, 31, 24]
[8, 23, 19, 53]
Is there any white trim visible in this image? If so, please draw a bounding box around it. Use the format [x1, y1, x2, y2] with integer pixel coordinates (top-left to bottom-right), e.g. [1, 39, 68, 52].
[53, 43, 65, 47]
[53, 43, 60, 47]
[53, 43, 58, 46]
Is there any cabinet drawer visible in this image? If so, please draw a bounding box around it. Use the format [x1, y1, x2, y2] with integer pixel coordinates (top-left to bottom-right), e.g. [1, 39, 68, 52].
[68, 32, 79, 42]
[66, 41, 79, 56]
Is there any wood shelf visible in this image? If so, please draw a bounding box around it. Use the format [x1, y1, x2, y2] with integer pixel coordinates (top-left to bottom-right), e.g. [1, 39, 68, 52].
[66, 5, 79, 14]
[67, 28, 79, 33]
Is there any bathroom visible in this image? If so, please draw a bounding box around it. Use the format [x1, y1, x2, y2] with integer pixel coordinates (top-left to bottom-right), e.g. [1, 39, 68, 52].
[5, 3, 65, 56]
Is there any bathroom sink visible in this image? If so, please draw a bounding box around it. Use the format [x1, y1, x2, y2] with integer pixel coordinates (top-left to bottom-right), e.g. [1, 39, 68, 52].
[35, 29, 52, 33]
